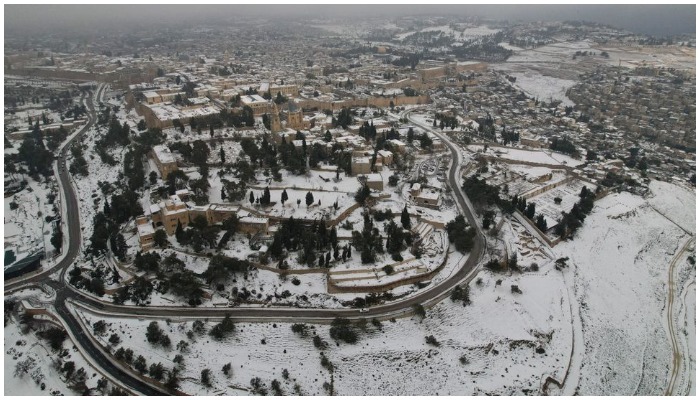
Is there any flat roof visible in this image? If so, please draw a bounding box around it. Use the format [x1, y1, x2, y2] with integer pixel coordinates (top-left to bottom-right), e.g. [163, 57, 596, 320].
[152, 144, 175, 164]
[137, 223, 155, 236]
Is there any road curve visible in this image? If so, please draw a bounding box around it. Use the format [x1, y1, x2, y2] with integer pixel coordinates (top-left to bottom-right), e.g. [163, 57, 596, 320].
[664, 235, 694, 396]
[6, 96, 488, 395]
[5, 84, 101, 291]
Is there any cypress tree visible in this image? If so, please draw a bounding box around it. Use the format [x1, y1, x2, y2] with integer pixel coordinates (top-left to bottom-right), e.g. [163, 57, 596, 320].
[401, 206, 411, 230]
[175, 220, 184, 243]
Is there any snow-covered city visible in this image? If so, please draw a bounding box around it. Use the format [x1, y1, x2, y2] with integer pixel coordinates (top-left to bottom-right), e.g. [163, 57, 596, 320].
[4, 4, 696, 396]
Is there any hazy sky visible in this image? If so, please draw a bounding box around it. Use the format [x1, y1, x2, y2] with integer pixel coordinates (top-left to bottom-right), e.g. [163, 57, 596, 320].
[5, 4, 696, 37]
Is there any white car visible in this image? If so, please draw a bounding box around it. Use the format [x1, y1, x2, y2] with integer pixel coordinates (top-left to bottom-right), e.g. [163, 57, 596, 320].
[359, 308, 369, 313]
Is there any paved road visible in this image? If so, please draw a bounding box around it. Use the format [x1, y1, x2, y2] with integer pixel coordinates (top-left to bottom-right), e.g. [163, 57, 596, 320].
[6, 98, 488, 394]
[57, 107, 486, 323]
[5, 85, 100, 292]
[664, 235, 694, 396]
[5, 84, 171, 396]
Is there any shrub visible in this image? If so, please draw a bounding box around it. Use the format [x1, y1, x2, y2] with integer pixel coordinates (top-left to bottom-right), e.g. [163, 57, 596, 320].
[450, 285, 471, 306]
[412, 304, 426, 320]
[271, 379, 283, 395]
[201, 368, 212, 387]
[291, 323, 308, 336]
[209, 315, 235, 340]
[425, 335, 440, 347]
[92, 320, 107, 336]
[320, 354, 333, 372]
[108, 333, 120, 345]
[39, 328, 67, 351]
[145, 321, 163, 344]
[329, 318, 357, 344]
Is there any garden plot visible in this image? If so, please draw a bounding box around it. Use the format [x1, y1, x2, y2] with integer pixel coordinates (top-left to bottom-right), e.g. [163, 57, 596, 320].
[526, 179, 596, 229]
[204, 140, 243, 165]
[5, 109, 64, 131]
[330, 258, 429, 289]
[4, 176, 58, 268]
[470, 144, 584, 168]
[502, 217, 553, 268]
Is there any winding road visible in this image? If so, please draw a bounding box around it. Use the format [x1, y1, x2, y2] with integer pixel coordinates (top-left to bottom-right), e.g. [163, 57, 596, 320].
[5, 94, 491, 394]
[664, 235, 695, 396]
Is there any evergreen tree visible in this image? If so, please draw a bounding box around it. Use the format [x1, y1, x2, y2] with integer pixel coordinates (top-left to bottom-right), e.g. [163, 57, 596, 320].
[401, 206, 411, 230]
[175, 220, 184, 243]
[535, 214, 548, 232]
[51, 225, 63, 252]
[219, 147, 225, 165]
[261, 187, 271, 206]
[525, 202, 536, 219]
[281, 189, 288, 205]
[103, 199, 111, 216]
[249, 191, 255, 205]
[111, 233, 127, 261]
[330, 226, 338, 247]
[305, 191, 314, 207]
[354, 184, 371, 205]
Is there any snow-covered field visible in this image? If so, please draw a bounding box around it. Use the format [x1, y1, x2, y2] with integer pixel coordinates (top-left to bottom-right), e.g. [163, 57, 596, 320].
[70, 124, 125, 242]
[74, 259, 572, 395]
[503, 71, 576, 106]
[5, 287, 113, 396]
[4, 176, 58, 267]
[506, 40, 596, 64]
[557, 180, 695, 395]
[470, 144, 584, 168]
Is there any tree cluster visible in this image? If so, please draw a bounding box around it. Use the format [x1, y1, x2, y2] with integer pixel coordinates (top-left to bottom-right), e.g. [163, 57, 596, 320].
[17, 123, 53, 177]
[446, 215, 476, 253]
[329, 317, 358, 344]
[554, 186, 596, 239]
[549, 136, 579, 158]
[351, 212, 384, 264]
[145, 321, 171, 348]
[209, 315, 235, 340]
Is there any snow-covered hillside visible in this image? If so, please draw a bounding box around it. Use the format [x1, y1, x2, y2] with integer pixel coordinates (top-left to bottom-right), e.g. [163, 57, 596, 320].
[557, 181, 695, 395]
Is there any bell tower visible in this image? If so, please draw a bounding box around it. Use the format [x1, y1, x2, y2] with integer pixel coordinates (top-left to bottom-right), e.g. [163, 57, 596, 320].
[270, 102, 282, 133]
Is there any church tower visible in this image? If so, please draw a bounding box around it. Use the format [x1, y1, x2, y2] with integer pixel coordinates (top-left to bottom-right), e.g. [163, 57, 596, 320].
[270, 102, 282, 133]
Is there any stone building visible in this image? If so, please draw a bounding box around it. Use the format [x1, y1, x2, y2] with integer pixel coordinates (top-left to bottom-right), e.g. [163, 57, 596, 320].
[150, 145, 178, 179]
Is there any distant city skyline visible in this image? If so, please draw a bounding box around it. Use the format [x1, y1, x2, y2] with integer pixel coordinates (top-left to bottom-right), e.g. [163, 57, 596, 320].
[5, 4, 696, 37]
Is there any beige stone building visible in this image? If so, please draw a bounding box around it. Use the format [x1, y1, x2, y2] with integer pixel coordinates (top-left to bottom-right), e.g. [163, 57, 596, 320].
[136, 216, 156, 250]
[287, 110, 307, 131]
[150, 195, 190, 235]
[150, 145, 178, 179]
[241, 95, 271, 116]
[351, 157, 371, 176]
[377, 150, 394, 166]
[364, 174, 384, 191]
